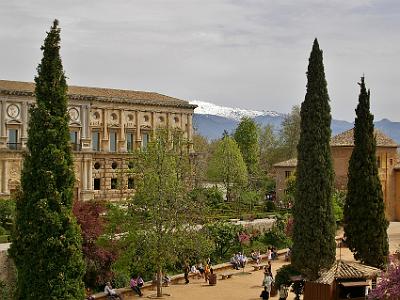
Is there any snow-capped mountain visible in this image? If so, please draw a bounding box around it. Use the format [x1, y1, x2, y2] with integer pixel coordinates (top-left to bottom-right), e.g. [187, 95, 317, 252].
[190, 100, 400, 144]
[190, 100, 281, 121]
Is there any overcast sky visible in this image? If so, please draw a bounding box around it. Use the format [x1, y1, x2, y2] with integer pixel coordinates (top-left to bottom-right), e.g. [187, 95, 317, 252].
[0, 0, 399, 121]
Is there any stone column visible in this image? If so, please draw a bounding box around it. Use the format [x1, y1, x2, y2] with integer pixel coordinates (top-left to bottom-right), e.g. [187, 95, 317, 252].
[102, 109, 108, 151]
[1, 160, 9, 194]
[81, 104, 92, 151]
[135, 111, 141, 149]
[20, 102, 29, 149]
[119, 109, 126, 152]
[0, 100, 6, 137]
[81, 158, 86, 190]
[86, 157, 92, 190]
[151, 111, 156, 137]
[0, 100, 6, 149]
[81, 105, 87, 139]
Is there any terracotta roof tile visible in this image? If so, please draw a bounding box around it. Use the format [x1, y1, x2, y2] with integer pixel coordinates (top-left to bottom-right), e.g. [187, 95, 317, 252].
[330, 128, 398, 147]
[273, 158, 298, 168]
[315, 261, 381, 284]
[0, 80, 197, 109]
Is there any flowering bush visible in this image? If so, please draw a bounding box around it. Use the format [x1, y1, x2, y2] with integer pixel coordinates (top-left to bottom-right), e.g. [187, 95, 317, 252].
[368, 258, 400, 300]
[73, 201, 118, 289]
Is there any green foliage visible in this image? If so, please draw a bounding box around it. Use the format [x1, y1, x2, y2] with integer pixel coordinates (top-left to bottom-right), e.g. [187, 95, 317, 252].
[332, 190, 346, 224]
[292, 39, 336, 280]
[0, 226, 7, 235]
[280, 105, 301, 159]
[275, 264, 302, 289]
[262, 215, 292, 249]
[0, 198, 15, 228]
[9, 20, 85, 299]
[204, 221, 242, 260]
[234, 117, 260, 185]
[110, 130, 210, 297]
[344, 77, 389, 269]
[259, 106, 301, 173]
[265, 200, 276, 212]
[207, 135, 248, 202]
[0, 280, 16, 299]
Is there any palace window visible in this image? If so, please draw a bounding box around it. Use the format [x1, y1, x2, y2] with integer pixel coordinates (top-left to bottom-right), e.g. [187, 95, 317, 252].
[70, 130, 80, 151]
[377, 156, 381, 168]
[111, 178, 118, 189]
[141, 133, 149, 150]
[94, 178, 101, 190]
[128, 177, 134, 189]
[110, 130, 118, 152]
[7, 128, 19, 150]
[285, 171, 292, 178]
[126, 132, 134, 152]
[92, 131, 100, 151]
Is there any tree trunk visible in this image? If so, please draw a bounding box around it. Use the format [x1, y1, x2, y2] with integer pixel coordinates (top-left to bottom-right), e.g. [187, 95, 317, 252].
[157, 268, 162, 297]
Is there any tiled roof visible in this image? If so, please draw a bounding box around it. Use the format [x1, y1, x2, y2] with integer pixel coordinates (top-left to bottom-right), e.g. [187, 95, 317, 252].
[0, 80, 197, 109]
[315, 261, 381, 284]
[273, 158, 298, 168]
[330, 128, 398, 147]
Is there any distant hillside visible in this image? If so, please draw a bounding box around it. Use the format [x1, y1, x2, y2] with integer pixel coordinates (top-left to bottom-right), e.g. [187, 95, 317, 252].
[191, 101, 400, 144]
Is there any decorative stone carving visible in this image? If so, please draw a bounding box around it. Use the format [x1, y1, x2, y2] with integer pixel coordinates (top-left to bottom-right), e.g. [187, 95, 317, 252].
[90, 110, 102, 126]
[68, 107, 80, 122]
[7, 104, 20, 119]
[125, 112, 135, 128]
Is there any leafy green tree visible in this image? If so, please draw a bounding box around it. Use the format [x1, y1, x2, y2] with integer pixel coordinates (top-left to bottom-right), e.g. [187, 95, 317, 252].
[204, 222, 242, 260]
[234, 117, 260, 186]
[9, 20, 85, 299]
[111, 130, 210, 297]
[207, 135, 248, 202]
[0, 198, 15, 228]
[259, 124, 283, 172]
[292, 39, 336, 280]
[280, 105, 301, 159]
[343, 77, 389, 268]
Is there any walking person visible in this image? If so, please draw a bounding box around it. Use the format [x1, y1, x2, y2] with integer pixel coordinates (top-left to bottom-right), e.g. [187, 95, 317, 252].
[262, 271, 274, 300]
[184, 262, 190, 284]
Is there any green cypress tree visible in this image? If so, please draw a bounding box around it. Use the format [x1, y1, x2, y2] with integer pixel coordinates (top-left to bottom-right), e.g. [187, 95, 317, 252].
[9, 20, 85, 299]
[291, 39, 336, 280]
[343, 77, 389, 269]
[234, 117, 260, 186]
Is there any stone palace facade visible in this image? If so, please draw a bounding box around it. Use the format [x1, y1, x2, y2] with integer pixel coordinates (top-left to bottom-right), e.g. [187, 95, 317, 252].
[273, 129, 400, 221]
[0, 80, 196, 201]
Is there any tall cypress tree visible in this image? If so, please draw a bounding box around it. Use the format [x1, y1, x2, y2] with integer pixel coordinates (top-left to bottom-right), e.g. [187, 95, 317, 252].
[343, 77, 389, 269]
[291, 39, 336, 280]
[9, 20, 85, 299]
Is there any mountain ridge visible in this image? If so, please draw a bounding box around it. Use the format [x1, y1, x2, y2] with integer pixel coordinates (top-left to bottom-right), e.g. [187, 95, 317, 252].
[191, 101, 400, 144]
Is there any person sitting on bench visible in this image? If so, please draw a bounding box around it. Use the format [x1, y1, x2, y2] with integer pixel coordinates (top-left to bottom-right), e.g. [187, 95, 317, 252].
[104, 282, 123, 300]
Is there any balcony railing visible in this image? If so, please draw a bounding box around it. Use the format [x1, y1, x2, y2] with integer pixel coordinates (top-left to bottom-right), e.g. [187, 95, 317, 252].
[7, 143, 22, 150]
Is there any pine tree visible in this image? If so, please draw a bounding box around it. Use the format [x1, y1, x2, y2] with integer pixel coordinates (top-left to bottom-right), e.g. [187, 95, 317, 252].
[343, 77, 389, 269]
[291, 39, 336, 280]
[9, 20, 85, 299]
[234, 117, 260, 186]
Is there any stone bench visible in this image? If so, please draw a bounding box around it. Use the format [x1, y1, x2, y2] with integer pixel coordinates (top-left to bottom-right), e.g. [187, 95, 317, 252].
[252, 263, 269, 271]
[220, 272, 235, 280]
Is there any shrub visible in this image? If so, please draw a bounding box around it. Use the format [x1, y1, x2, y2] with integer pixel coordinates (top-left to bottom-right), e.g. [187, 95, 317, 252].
[266, 200, 276, 212]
